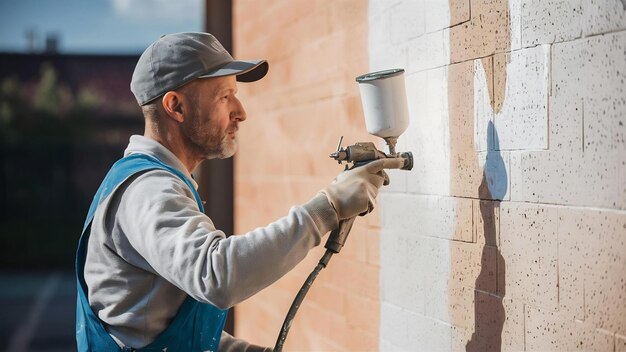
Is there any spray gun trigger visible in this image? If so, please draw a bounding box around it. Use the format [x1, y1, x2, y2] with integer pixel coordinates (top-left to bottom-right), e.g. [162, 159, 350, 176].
[335, 136, 344, 153]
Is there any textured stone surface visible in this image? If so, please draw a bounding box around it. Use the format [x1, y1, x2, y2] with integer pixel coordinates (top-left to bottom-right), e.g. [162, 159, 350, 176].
[500, 203, 559, 310]
[381, 303, 409, 349]
[511, 32, 626, 209]
[406, 311, 453, 351]
[405, 68, 451, 196]
[500, 298, 525, 350]
[448, 0, 513, 63]
[474, 199, 501, 247]
[381, 194, 473, 242]
[583, 0, 626, 36]
[583, 211, 626, 335]
[493, 46, 550, 151]
[549, 37, 585, 154]
[424, 0, 471, 33]
[390, 0, 425, 44]
[521, 0, 583, 46]
[526, 306, 615, 351]
[372, 1, 626, 351]
[557, 208, 626, 330]
[407, 29, 450, 73]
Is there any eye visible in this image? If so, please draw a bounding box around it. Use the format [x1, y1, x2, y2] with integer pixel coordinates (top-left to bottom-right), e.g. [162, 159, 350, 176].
[222, 95, 229, 101]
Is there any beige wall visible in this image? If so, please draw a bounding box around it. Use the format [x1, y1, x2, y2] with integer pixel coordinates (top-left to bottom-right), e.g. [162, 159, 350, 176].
[232, 1, 378, 350]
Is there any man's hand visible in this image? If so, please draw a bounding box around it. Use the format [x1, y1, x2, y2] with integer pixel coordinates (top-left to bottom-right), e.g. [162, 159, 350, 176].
[321, 158, 405, 220]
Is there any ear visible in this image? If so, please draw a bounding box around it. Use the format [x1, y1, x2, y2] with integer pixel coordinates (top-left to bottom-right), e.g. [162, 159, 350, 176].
[161, 91, 185, 123]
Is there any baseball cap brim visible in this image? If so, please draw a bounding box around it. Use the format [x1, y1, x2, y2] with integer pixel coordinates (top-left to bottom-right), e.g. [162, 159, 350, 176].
[198, 59, 269, 82]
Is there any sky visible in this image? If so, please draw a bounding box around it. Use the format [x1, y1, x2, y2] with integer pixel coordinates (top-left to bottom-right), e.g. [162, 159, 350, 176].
[0, 0, 204, 54]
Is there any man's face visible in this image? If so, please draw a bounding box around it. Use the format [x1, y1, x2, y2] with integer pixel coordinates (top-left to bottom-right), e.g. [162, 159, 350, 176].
[180, 75, 246, 159]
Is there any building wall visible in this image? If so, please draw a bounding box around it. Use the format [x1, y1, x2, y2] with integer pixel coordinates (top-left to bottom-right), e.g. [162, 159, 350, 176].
[373, 0, 626, 351]
[232, 1, 379, 350]
[233, 0, 625, 351]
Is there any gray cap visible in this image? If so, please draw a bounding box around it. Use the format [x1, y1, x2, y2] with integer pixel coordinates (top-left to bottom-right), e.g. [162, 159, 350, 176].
[131, 32, 268, 106]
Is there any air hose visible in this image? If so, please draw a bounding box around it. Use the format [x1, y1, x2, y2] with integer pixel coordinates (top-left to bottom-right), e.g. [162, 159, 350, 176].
[273, 217, 356, 351]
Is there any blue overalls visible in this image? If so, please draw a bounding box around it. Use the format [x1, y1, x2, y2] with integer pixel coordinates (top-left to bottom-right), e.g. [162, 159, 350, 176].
[75, 154, 227, 351]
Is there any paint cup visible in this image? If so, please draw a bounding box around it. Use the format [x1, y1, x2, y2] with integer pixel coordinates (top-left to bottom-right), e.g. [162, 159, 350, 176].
[355, 69, 409, 139]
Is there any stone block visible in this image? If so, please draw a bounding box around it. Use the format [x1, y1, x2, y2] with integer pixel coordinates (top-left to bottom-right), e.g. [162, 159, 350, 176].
[369, 0, 402, 19]
[501, 298, 525, 351]
[422, 237, 452, 321]
[583, 0, 626, 36]
[448, 0, 513, 63]
[463, 291, 509, 351]
[405, 233, 429, 274]
[556, 208, 587, 320]
[525, 306, 615, 351]
[556, 208, 626, 329]
[582, 210, 626, 335]
[382, 167, 409, 194]
[380, 231, 427, 313]
[509, 151, 523, 202]
[512, 150, 624, 209]
[424, 0, 470, 33]
[448, 58, 497, 198]
[381, 303, 409, 348]
[582, 32, 626, 97]
[406, 311, 453, 351]
[447, 242, 499, 329]
[474, 199, 501, 247]
[450, 241, 497, 294]
[500, 202, 558, 310]
[549, 38, 586, 154]
[369, 9, 409, 71]
[448, 60, 476, 153]
[406, 29, 450, 73]
[509, 0, 523, 50]
[521, 0, 583, 46]
[493, 46, 550, 151]
[390, 0, 425, 44]
[382, 194, 473, 241]
[380, 339, 407, 352]
[447, 284, 476, 329]
[474, 57, 494, 153]
[404, 69, 451, 195]
[582, 32, 626, 158]
[381, 264, 425, 314]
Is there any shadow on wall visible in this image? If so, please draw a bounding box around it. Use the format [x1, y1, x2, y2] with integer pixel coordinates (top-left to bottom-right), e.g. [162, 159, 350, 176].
[447, 0, 511, 348]
[466, 122, 507, 351]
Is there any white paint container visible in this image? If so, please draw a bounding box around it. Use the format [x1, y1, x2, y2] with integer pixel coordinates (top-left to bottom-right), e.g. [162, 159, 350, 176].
[355, 69, 409, 139]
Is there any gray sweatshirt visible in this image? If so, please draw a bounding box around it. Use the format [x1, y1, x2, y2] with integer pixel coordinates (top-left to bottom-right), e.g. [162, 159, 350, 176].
[84, 135, 339, 350]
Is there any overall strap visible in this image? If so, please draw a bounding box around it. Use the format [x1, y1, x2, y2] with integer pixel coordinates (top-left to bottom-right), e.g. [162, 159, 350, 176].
[81, 153, 203, 233]
[75, 153, 210, 351]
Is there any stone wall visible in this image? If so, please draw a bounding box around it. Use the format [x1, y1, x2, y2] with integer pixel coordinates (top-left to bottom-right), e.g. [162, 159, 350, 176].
[373, 0, 626, 350]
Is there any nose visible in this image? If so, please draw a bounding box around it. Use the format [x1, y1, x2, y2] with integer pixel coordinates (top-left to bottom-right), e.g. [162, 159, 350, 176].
[231, 96, 247, 122]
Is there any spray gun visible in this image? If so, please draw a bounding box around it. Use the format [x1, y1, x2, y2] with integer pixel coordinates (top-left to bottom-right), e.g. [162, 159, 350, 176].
[274, 69, 413, 351]
[324, 136, 413, 255]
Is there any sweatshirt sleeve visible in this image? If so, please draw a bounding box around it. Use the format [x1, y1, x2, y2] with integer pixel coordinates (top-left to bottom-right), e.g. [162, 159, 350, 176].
[115, 170, 338, 309]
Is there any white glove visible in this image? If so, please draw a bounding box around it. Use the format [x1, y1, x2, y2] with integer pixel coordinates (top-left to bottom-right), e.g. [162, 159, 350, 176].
[320, 158, 405, 220]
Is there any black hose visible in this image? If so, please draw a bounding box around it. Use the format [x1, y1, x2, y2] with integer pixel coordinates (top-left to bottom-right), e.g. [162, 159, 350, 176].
[273, 250, 334, 351]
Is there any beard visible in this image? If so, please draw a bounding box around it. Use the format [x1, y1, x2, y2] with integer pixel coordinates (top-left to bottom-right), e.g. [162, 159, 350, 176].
[182, 110, 238, 160]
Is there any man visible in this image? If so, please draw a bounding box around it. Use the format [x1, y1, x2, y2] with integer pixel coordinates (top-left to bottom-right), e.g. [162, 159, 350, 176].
[75, 32, 403, 351]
